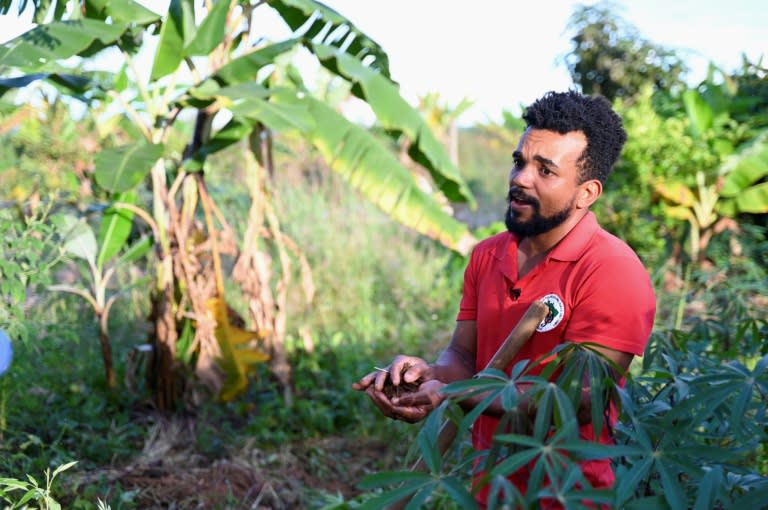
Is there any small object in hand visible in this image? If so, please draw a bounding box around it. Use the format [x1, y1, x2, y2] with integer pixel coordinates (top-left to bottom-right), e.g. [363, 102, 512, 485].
[375, 366, 422, 400]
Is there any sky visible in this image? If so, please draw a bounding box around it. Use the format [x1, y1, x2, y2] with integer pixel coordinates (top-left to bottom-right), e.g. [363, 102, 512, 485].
[0, 0, 765, 125]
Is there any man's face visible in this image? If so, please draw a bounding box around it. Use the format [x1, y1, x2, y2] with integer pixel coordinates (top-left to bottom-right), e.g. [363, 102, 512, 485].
[505, 128, 588, 237]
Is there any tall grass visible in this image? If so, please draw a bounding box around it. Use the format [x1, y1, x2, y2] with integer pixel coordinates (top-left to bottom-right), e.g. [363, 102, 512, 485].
[276, 171, 462, 351]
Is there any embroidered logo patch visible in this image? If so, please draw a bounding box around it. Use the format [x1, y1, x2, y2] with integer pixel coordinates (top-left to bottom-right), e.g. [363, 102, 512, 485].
[537, 293, 565, 332]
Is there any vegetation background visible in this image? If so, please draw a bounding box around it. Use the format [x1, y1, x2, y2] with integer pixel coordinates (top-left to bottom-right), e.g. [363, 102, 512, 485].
[0, 0, 766, 509]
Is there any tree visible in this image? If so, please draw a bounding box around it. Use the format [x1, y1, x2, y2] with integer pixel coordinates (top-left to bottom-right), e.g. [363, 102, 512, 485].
[0, 0, 477, 407]
[564, 3, 687, 101]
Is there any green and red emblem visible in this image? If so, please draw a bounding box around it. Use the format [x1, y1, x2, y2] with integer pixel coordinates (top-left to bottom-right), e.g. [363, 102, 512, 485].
[537, 294, 565, 332]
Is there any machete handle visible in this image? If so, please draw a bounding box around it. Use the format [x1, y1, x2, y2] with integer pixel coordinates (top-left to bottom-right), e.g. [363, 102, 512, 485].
[486, 300, 550, 372]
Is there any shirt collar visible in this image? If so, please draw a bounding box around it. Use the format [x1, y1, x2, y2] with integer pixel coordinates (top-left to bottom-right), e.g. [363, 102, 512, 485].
[548, 211, 599, 262]
[495, 211, 599, 264]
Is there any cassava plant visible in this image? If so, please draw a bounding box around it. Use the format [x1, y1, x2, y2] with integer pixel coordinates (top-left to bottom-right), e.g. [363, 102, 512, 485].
[0, 0, 477, 407]
[358, 329, 768, 509]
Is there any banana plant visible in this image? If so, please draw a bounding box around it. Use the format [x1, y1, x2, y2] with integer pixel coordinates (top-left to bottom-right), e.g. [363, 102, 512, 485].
[652, 77, 768, 266]
[48, 207, 151, 388]
[718, 130, 768, 216]
[682, 73, 768, 217]
[0, 0, 477, 407]
[653, 171, 719, 263]
[653, 129, 768, 264]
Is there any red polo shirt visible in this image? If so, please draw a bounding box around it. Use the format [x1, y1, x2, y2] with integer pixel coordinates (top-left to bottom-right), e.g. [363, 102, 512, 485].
[456, 211, 656, 505]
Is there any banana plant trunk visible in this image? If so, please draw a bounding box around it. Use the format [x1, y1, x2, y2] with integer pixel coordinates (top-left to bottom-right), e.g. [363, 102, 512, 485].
[150, 280, 178, 409]
[95, 309, 117, 389]
[147, 148, 180, 409]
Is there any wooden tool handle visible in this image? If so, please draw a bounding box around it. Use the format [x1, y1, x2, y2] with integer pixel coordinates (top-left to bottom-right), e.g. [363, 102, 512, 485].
[389, 300, 550, 509]
[486, 300, 549, 372]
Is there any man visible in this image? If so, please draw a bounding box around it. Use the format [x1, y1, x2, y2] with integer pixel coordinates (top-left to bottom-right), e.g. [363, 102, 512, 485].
[353, 90, 656, 507]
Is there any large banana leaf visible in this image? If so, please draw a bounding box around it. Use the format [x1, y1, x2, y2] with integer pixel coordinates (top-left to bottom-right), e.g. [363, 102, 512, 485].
[720, 132, 768, 195]
[310, 43, 475, 207]
[0, 73, 91, 97]
[267, 0, 474, 206]
[94, 143, 164, 193]
[150, 0, 236, 80]
[0, 19, 127, 69]
[184, 0, 231, 56]
[210, 39, 301, 86]
[683, 89, 714, 138]
[279, 91, 475, 254]
[652, 177, 696, 207]
[150, 0, 195, 80]
[208, 42, 475, 207]
[267, 0, 391, 79]
[726, 182, 768, 215]
[191, 85, 475, 253]
[719, 131, 768, 214]
[54, 214, 99, 267]
[84, 0, 161, 24]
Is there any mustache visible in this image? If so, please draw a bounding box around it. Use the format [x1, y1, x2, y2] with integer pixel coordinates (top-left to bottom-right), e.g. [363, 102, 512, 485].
[507, 187, 540, 208]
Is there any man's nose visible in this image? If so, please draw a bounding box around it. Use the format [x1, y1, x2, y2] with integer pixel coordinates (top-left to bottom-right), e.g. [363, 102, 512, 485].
[509, 165, 533, 188]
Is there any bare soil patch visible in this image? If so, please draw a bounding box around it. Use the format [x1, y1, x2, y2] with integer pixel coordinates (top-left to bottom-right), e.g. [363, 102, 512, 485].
[71, 417, 404, 509]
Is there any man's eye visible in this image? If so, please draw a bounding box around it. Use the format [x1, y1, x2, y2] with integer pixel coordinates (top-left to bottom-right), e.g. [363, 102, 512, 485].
[540, 167, 552, 176]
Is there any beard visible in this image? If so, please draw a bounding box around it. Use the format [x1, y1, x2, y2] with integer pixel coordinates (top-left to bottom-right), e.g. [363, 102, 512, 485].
[505, 187, 574, 237]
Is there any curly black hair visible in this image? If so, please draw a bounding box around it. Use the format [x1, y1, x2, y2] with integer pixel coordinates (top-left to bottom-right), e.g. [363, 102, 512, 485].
[522, 90, 627, 183]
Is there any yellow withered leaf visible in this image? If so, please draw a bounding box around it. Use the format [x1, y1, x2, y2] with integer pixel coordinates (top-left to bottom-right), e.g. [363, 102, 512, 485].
[653, 178, 696, 207]
[207, 297, 270, 401]
[665, 205, 694, 222]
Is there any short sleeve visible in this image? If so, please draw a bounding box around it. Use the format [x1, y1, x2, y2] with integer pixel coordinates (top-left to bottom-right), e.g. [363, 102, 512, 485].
[456, 249, 479, 321]
[564, 255, 656, 356]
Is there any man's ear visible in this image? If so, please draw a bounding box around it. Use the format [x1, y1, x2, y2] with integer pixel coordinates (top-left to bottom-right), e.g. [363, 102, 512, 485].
[576, 179, 602, 209]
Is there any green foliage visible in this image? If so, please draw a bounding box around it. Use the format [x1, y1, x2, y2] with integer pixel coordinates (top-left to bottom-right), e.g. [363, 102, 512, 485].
[0, 0, 767, 506]
[93, 145, 163, 194]
[729, 57, 768, 128]
[0, 0, 477, 252]
[0, 99, 94, 203]
[599, 80, 768, 269]
[0, 461, 77, 510]
[2, 144, 462, 504]
[359, 325, 768, 509]
[0, 204, 62, 341]
[719, 130, 768, 215]
[0, 0, 480, 409]
[596, 87, 695, 268]
[0, 301, 147, 472]
[564, 3, 687, 101]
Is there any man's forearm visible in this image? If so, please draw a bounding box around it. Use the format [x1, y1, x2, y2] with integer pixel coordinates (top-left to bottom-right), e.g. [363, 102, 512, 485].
[432, 346, 531, 418]
[430, 346, 475, 383]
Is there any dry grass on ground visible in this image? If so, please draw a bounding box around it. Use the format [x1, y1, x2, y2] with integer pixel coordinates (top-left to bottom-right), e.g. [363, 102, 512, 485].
[71, 416, 402, 509]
